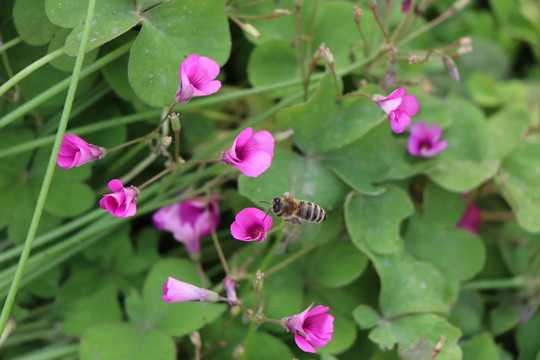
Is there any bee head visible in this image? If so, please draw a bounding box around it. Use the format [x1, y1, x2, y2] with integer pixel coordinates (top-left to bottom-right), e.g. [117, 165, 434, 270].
[271, 198, 281, 214]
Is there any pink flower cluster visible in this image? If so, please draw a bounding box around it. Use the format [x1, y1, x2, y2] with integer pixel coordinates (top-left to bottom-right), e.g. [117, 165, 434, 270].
[152, 197, 219, 255]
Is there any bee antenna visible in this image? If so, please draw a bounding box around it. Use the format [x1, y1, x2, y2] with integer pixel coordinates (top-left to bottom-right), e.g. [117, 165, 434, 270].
[259, 200, 272, 221]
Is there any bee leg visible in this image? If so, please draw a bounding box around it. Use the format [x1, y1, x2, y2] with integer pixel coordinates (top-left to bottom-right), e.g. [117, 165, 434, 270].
[285, 218, 301, 225]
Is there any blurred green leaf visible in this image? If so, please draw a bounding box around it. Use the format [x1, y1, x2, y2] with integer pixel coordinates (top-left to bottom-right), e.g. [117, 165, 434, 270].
[496, 135, 540, 233]
[405, 184, 486, 281]
[303, 241, 369, 288]
[516, 311, 540, 360]
[369, 313, 462, 360]
[448, 291, 484, 337]
[277, 73, 383, 154]
[247, 40, 299, 98]
[80, 323, 175, 360]
[346, 186, 413, 254]
[429, 96, 500, 192]
[461, 332, 499, 360]
[14, 0, 57, 46]
[353, 305, 381, 330]
[489, 296, 525, 336]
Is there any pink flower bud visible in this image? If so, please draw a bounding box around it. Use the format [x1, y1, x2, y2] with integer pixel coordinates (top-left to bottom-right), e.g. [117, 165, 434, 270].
[442, 55, 460, 82]
[221, 127, 275, 177]
[99, 179, 139, 218]
[175, 54, 222, 104]
[407, 121, 447, 157]
[457, 201, 482, 234]
[57, 134, 104, 169]
[231, 208, 273, 242]
[223, 277, 238, 306]
[152, 197, 220, 254]
[163, 277, 219, 303]
[282, 302, 334, 353]
[374, 87, 419, 133]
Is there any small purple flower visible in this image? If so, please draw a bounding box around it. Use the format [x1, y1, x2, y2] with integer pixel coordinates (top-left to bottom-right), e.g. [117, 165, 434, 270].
[457, 202, 482, 234]
[407, 121, 448, 157]
[221, 127, 275, 177]
[152, 197, 219, 254]
[57, 134, 104, 169]
[282, 302, 334, 353]
[401, 0, 412, 13]
[223, 277, 238, 306]
[163, 277, 219, 303]
[175, 54, 222, 103]
[231, 208, 273, 242]
[374, 87, 419, 133]
[99, 179, 139, 218]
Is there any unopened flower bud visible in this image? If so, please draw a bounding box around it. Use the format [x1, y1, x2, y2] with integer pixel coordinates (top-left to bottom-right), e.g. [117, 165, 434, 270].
[453, 0, 470, 10]
[273, 9, 291, 16]
[322, 48, 335, 67]
[233, 345, 244, 359]
[408, 53, 417, 64]
[442, 55, 460, 82]
[223, 277, 238, 307]
[190, 331, 201, 348]
[254, 269, 264, 292]
[354, 7, 363, 24]
[457, 44, 473, 56]
[459, 37, 471, 46]
[401, 0, 412, 13]
[169, 113, 181, 131]
[242, 23, 260, 38]
[369, 0, 378, 8]
[162, 136, 172, 147]
[273, 128, 295, 142]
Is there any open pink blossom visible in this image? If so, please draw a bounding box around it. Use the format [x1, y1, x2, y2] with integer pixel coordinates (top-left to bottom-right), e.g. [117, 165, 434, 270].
[221, 127, 275, 177]
[231, 208, 273, 242]
[223, 277, 238, 307]
[374, 87, 419, 133]
[57, 134, 104, 169]
[458, 201, 482, 234]
[163, 277, 219, 303]
[407, 121, 447, 157]
[99, 179, 139, 218]
[283, 302, 334, 353]
[152, 197, 219, 254]
[175, 54, 221, 103]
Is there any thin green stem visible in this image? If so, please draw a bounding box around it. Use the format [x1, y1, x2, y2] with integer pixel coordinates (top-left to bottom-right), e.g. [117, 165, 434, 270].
[137, 166, 172, 190]
[106, 134, 152, 153]
[240, 319, 258, 360]
[0, 40, 131, 130]
[265, 244, 316, 277]
[0, 0, 97, 335]
[0, 37, 22, 53]
[0, 47, 65, 97]
[119, 151, 161, 187]
[258, 231, 285, 271]
[461, 276, 528, 291]
[369, 5, 391, 44]
[294, 3, 306, 100]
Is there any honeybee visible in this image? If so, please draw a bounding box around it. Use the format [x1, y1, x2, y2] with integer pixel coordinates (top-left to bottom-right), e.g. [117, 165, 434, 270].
[267, 193, 327, 225]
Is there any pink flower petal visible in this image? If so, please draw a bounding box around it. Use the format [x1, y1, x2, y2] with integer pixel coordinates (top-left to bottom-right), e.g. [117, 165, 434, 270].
[295, 333, 317, 353]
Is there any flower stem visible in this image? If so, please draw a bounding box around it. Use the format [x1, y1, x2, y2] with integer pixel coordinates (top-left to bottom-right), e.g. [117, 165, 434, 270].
[369, 5, 391, 44]
[397, 0, 469, 46]
[240, 319, 257, 360]
[137, 166, 172, 190]
[265, 244, 316, 277]
[461, 276, 528, 291]
[0, 0, 97, 335]
[294, 2, 307, 100]
[106, 135, 152, 153]
[0, 47, 65, 97]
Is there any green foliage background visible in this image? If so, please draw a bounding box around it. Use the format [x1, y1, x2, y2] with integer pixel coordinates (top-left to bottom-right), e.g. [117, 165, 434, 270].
[1, 0, 540, 359]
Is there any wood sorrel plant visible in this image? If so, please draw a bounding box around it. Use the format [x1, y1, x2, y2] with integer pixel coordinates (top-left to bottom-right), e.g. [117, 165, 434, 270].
[1, 0, 540, 359]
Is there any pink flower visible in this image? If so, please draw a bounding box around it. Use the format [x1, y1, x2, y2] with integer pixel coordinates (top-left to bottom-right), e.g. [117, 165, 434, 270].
[152, 197, 219, 254]
[223, 277, 238, 306]
[221, 127, 275, 177]
[163, 277, 219, 303]
[374, 87, 419, 133]
[99, 179, 139, 218]
[57, 134, 104, 169]
[407, 121, 448, 157]
[175, 54, 221, 103]
[457, 201, 482, 234]
[283, 302, 334, 353]
[401, 0, 412, 13]
[230, 208, 273, 242]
